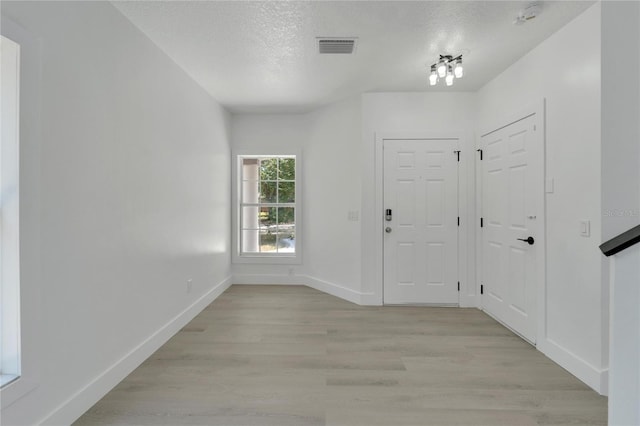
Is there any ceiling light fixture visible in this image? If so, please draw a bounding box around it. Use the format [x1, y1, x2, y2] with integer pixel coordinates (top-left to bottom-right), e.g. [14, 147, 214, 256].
[429, 54, 464, 87]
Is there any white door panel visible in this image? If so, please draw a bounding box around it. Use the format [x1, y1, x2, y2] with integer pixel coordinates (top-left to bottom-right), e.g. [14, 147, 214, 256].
[481, 115, 540, 343]
[383, 139, 459, 305]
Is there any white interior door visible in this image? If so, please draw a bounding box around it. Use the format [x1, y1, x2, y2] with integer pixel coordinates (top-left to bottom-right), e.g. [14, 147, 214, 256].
[383, 139, 459, 305]
[480, 114, 541, 343]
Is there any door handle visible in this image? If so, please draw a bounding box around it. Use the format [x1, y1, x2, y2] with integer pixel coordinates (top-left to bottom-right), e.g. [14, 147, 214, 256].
[385, 227, 392, 233]
[517, 236, 535, 245]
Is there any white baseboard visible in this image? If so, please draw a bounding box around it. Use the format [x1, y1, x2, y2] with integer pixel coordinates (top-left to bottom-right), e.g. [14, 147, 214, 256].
[538, 337, 609, 395]
[459, 290, 479, 308]
[301, 275, 363, 305]
[40, 275, 233, 426]
[232, 273, 378, 305]
[360, 292, 382, 306]
[232, 274, 304, 285]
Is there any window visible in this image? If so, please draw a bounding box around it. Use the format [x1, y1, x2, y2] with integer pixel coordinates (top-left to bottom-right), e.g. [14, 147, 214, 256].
[0, 35, 21, 388]
[238, 156, 298, 257]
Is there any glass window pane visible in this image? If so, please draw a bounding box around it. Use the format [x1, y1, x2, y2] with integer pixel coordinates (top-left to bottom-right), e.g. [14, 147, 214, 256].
[278, 158, 295, 180]
[278, 182, 295, 203]
[277, 225, 295, 253]
[259, 207, 277, 230]
[278, 207, 295, 226]
[239, 156, 298, 257]
[242, 206, 259, 229]
[242, 180, 259, 203]
[259, 230, 277, 253]
[260, 158, 278, 181]
[241, 229, 259, 253]
[260, 182, 277, 203]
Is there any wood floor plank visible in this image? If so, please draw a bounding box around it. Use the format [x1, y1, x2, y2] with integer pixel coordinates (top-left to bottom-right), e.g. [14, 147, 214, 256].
[74, 285, 606, 426]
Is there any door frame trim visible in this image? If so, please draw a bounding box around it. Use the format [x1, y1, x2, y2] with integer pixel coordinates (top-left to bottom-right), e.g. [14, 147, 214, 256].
[476, 99, 547, 345]
[375, 131, 468, 306]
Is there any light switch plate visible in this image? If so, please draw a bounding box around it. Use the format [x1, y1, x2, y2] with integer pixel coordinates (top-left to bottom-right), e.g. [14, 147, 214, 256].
[580, 220, 590, 237]
[545, 178, 554, 193]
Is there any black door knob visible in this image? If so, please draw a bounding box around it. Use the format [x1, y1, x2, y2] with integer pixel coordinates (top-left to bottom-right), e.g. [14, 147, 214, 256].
[517, 236, 535, 245]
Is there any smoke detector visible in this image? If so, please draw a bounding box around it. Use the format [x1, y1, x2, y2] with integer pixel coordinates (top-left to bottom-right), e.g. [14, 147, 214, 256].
[514, 3, 543, 25]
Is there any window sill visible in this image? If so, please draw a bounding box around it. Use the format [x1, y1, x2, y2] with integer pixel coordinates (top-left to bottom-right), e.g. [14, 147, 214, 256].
[0, 374, 19, 388]
[0, 376, 38, 409]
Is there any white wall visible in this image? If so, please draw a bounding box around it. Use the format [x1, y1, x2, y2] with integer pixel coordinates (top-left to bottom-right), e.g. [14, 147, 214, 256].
[602, 1, 640, 242]
[231, 96, 363, 302]
[304, 98, 362, 290]
[231, 113, 308, 285]
[476, 4, 606, 393]
[1, 2, 232, 424]
[361, 93, 478, 305]
[608, 246, 640, 425]
[601, 1, 640, 423]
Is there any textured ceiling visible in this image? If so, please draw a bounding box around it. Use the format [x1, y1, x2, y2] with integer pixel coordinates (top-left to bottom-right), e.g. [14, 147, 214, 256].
[112, 1, 594, 113]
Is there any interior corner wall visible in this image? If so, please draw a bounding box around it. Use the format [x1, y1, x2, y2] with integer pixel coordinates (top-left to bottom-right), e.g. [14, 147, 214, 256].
[601, 1, 640, 423]
[476, 3, 606, 393]
[602, 2, 640, 242]
[230, 96, 363, 300]
[360, 92, 478, 305]
[1, 2, 232, 425]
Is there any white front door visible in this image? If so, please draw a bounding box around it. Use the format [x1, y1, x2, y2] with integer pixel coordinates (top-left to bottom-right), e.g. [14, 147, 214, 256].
[480, 114, 542, 343]
[383, 139, 459, 305]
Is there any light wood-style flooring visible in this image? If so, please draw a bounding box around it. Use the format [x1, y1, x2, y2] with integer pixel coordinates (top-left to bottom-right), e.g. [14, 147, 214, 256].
[75, 285, 607, 425]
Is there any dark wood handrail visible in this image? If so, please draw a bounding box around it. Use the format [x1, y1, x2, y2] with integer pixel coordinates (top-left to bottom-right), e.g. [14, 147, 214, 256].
[600, 224, 640, 257]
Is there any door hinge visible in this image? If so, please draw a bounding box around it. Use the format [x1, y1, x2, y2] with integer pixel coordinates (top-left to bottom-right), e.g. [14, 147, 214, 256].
[457, 216, 460, 227]
[454, 150, 461, 162]
[477, 149, 483, 160]
[480, 217, 484, 228]
[481, 284, 484, 295]
[457, 281, 460, 292]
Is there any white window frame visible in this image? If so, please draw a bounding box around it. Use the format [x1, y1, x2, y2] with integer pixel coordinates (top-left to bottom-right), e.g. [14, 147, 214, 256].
[1, 17, 41, 410]
[232, 150, 302, 265]
[1, 34, 21, 389]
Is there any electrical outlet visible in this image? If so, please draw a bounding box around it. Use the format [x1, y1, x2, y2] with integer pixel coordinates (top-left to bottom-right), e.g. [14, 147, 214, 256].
[288, 267, 294, 276]
[186, 279, 193, 293]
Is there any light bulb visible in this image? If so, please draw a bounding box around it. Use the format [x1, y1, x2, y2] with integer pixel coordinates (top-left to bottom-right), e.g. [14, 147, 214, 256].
[445, 73, 454, 86]
[437, 60, 447, 78]
[429, 72, 438, 86]
[429, 65, 438, 86]
[454, 60, 464, 78]
[445, 64, 454, 86]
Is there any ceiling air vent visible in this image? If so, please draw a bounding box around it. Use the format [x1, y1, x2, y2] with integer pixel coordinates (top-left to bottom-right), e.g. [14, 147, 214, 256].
[317, 38, 357, 54]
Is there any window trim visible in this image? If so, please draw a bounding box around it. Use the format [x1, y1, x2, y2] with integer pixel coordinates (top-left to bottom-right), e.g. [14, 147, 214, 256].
[239, 156, 296, 256]
[232, 150, 302, 265]
[1, 33, 22, 388]
[1, 17, 42, 410]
